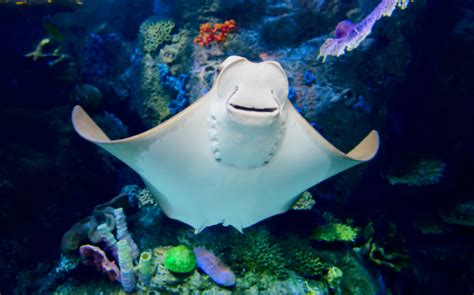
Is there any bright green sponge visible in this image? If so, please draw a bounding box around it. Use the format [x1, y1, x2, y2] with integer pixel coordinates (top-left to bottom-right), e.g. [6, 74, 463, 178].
[164, 245, 196, 273]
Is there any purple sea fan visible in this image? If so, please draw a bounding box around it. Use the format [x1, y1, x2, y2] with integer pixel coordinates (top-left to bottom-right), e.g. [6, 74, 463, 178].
[193, 247, 236, 287]
[319, 0, 413, 61]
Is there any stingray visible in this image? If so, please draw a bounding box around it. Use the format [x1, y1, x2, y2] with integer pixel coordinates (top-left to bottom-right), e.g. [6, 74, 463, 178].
[72, 56, 379, 233]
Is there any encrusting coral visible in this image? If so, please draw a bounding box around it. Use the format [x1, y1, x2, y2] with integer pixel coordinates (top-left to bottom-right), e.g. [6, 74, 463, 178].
[139, 18, 175, 53]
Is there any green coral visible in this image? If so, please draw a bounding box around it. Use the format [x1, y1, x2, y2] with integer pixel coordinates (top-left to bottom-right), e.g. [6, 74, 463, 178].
[164, 245, 196, 273]
[281, 236, 326, 278]
[312, 223, 359, 242]
[229, 227, 288, 279]
[139, 17, 175, 53]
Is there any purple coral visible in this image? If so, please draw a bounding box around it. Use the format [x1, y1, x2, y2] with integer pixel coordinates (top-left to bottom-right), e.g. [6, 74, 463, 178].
[194, 247, 236, 287]
[319, 0, 413, 61]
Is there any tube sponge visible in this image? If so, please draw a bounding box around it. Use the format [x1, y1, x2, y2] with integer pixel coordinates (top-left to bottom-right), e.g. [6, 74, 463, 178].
[117, 239, 136, 292]
[319, 0, 413, 61]
[114, 208, 139, 260]
[137, 251, 153, 286]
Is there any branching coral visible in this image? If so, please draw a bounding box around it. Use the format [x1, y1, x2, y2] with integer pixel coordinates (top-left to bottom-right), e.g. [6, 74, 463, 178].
[194, 20, 237, 47]
[229, 227, 287, 279]
[139, 18, 175, 53]
[281, 236, 327, 279]
[319, 0, 414, 61]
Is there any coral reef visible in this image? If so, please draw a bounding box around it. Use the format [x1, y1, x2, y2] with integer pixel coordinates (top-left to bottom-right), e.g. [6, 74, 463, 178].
[129, 53, 172, 127]
[281, 236, 327, 279]
[229, 227, 288, 279]
[158, 63, 189, 115]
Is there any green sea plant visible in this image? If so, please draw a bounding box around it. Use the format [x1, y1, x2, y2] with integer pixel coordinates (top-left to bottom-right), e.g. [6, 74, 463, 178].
[164, 245, 197, 273]
[312, 223, 359, 242]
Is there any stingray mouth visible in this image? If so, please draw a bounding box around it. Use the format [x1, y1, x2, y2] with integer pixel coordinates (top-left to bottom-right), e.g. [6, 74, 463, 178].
[229, 103, 278, 113]
[227, 102, 280, 125]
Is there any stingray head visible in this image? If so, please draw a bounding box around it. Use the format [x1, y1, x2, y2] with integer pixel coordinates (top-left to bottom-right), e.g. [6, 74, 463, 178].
[214, 56, 289, 127]
[208, 56, 290, 167]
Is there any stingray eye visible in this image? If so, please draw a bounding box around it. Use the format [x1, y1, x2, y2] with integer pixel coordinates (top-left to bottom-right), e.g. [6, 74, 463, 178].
[216, 66, 222, 75]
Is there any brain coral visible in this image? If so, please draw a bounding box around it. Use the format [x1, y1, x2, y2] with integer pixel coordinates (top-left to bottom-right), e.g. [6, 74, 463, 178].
[164, 245, 196, 273]
[139, 17, 175, 53]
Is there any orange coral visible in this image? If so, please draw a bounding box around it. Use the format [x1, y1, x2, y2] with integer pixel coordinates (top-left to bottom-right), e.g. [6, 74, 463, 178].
[194, 19, 237, 47]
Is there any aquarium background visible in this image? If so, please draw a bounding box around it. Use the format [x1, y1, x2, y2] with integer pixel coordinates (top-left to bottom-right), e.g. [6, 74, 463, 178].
[0, 0, 473, 293]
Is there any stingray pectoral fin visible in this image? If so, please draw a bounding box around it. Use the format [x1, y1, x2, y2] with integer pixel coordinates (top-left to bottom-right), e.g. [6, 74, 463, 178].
[346, 130, 380, 161]
[315, 127, 379, 178]
[290, 107, 379, 180]
[72, 105, 111, 142]
[71, 105, 159, 171]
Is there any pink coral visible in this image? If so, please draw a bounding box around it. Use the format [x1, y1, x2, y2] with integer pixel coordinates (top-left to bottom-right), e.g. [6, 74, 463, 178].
[79, 244, 121, 281]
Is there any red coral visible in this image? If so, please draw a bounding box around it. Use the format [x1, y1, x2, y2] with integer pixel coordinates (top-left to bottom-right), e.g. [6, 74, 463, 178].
[194, 20, 237, 47]
[79, 244, 121, 281]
